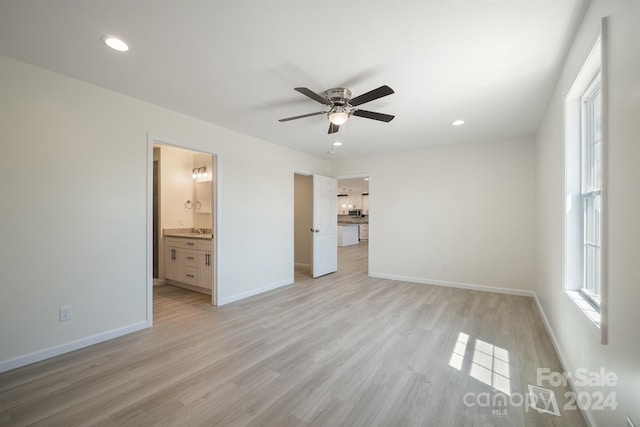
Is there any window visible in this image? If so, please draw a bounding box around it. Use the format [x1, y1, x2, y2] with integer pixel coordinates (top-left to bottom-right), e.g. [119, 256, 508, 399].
[581, 76, 602, 307]
[564, 27, 607, 342]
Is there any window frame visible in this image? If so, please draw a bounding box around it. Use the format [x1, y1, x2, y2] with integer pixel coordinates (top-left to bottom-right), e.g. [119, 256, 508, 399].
[563, 19, 608, 345]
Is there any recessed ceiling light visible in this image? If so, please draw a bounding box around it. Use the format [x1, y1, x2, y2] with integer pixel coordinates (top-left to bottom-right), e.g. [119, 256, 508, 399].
[101, 36, 129, 52]
[452, 119, 465, 126]
[364, 178, 369, 181]
[333, 141, 343, 146]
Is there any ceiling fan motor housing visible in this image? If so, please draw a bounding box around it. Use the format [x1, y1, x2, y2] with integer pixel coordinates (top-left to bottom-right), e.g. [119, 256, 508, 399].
[324, 88, 352, 106]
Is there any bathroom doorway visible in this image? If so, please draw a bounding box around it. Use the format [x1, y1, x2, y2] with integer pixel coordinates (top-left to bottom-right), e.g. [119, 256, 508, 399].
[147, 136, 218, 325]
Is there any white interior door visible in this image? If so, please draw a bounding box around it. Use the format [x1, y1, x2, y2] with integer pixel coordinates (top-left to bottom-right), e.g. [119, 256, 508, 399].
[312, 175, 337, 278]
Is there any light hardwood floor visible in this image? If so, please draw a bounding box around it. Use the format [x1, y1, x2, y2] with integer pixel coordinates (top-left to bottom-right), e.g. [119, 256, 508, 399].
[1, 242, 585, 426]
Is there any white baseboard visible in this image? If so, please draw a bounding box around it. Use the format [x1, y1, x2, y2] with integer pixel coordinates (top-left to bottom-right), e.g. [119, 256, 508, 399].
[532, 294, 570, 373]
[219, 279, 293, 305]
[0, 321, 148, 373]
[369, 272, 536, 297]
[533, 294, 596, 427]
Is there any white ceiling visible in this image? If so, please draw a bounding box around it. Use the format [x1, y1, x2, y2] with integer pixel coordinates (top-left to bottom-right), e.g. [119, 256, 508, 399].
[0, 0, 586, 159]
[338, 177, 369, 196]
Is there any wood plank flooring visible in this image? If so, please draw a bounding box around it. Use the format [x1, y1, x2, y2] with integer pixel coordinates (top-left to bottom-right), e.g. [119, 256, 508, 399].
[0, 242, 586, 426]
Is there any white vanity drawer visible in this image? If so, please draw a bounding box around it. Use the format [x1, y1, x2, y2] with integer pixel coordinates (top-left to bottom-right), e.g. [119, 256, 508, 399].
[184, 267, 198, 285]
[165, 237, 185, 248]
[197, 239, 213, 251]
[183, 239, 198, 249]
[184, 250, 197, 267]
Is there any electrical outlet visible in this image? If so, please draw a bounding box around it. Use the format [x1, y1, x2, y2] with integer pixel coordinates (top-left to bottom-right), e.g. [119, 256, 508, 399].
[59, 306, 72, 322]
[628, 416, 636, 427]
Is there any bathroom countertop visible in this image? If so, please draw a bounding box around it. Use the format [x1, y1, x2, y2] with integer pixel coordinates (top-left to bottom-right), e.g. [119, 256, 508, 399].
[164, 232, 212, 239]
[164, 228, 212, 239]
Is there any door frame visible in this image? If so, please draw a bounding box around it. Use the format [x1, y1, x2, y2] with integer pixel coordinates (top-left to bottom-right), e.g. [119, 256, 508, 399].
[146, 134, 219, 326]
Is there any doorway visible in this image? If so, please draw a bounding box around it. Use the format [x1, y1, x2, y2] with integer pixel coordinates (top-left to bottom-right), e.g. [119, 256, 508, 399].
[293, 173, 338, 280]
[336, 175, 370, 275]
[294, 174, 313, 278]
[147, 136, 218, 326]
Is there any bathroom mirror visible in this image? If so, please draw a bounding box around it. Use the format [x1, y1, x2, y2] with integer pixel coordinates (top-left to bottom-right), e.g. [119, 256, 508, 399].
[195, 181, 211, 213]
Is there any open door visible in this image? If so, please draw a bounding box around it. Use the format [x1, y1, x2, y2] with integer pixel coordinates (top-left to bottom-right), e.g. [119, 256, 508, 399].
[312, 175, 338, 278]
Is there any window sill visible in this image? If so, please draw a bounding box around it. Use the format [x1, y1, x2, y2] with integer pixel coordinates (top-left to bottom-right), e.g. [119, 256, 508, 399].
[565, 290, 601, 328]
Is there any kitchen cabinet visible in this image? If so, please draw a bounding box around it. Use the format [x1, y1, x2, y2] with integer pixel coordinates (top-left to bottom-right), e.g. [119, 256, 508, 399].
[362, 195, 369, 214]
[338, 225, 359, 246]
[165, 236, 212, 292]
[359, 224, 369, 241]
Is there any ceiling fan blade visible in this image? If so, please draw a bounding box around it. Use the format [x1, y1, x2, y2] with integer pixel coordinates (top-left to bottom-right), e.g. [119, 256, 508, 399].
[328, 122, 340, 134]
[278, 111, 326, 122]
[294, 87, 332, 106]
[348, 85, 394, 107]
[352, 109, 395, 122]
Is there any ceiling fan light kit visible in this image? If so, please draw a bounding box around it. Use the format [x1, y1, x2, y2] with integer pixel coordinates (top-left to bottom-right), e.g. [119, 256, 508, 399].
[279, 84, 395, 134]
[328, 109, 349, 125]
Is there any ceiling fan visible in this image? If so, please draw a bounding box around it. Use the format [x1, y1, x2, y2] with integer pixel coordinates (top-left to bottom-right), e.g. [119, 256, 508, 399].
[279, 85, 395, 134]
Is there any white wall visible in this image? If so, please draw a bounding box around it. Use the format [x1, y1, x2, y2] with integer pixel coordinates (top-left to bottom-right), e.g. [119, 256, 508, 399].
[294, 174, 312, 267]
[0, 54, 329, 369]
[333, 138, 536, 294]
[535, 1, 640, 426]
